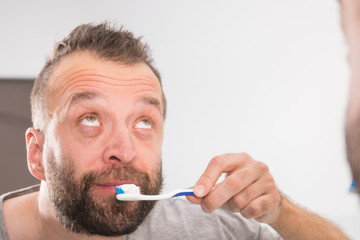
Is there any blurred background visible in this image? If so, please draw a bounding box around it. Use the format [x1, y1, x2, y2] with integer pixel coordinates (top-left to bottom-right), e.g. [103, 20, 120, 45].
[1, 0, 359, 238]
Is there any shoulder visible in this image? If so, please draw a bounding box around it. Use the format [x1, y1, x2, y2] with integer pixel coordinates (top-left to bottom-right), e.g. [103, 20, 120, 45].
[1, 185, 40, 219]
[1, 185, 40, 201]
[1, 185, 40, 240]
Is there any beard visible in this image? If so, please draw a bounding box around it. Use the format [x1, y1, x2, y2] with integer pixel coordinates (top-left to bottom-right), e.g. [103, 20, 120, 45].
[45, 152, 163, 237]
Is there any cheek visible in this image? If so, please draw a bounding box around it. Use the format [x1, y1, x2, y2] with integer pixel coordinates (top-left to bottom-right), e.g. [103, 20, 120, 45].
[133, 140, 162, 170]
[56, 130, 102, 169]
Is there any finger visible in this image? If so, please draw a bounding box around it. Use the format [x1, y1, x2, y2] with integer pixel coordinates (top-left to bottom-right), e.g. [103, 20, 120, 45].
[186, 195, 202, 205]
[193, 153, 250, 198]
[240, 190, 281, 224]
[223, 172, 274, 212]
[240, 194, 273, 220]
[201, 161, 266, 213]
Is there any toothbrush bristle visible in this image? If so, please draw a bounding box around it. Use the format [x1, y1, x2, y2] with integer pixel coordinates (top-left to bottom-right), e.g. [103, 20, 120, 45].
[116, 186, 125, 195]
[116, 184, 140, 195]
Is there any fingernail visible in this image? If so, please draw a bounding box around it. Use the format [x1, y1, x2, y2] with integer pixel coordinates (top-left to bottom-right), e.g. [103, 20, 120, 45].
[194, 185, 205, 197]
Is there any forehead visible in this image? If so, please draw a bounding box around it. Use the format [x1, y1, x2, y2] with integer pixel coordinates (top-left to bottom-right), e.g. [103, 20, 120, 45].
[46, 51, 163, 115]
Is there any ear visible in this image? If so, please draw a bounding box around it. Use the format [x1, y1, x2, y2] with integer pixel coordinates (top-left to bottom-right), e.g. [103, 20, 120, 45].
[25, 128, 46, 181]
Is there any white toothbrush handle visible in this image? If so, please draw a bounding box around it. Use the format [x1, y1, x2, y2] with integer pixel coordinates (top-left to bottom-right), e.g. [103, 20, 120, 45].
[116, 188, 194, 201]
[118, 194, 170, 201]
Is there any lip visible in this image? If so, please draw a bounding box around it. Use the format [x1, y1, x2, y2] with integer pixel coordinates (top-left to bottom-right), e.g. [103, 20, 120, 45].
[94, 181, 134, 195]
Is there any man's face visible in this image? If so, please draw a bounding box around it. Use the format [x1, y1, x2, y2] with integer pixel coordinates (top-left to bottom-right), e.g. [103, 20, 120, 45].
[42, 51, 165, 236]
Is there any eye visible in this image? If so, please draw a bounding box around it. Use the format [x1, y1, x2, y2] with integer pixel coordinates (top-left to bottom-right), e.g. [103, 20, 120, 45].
[80, 116, 100, 126]
[135, 119, 152, 129]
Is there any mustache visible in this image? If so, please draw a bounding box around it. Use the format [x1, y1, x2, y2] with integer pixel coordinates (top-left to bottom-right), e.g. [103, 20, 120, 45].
[82, 165, 149, 186]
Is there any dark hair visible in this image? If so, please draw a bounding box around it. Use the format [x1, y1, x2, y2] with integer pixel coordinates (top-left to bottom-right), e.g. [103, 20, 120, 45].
[31, 22, 166, 131]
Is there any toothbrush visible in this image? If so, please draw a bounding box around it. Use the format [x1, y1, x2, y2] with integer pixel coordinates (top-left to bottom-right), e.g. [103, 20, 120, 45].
[116, 184, 195, 201]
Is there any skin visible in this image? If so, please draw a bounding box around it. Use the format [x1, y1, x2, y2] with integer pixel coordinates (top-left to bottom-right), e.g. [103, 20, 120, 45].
[340, 0, 360, 194]
[2, 50, 349, 239]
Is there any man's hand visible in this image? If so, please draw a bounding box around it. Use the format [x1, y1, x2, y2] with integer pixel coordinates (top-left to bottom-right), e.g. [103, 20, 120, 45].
[186, 152, 282, 224]
[340, 0, 360, 194]
[339, 0, 360, 44]
[186, 153, 350, 239]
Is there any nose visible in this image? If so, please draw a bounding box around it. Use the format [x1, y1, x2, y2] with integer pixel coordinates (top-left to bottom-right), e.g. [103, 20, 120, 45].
[102, 128, 136, 165]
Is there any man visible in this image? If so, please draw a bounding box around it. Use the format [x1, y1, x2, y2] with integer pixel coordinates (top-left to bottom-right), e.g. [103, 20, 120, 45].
[340, 0, 360, 195]
[0, 23, 349, 240]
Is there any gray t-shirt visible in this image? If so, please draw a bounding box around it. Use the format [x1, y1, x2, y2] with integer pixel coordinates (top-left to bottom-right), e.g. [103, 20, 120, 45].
[0, 186, 282, 240]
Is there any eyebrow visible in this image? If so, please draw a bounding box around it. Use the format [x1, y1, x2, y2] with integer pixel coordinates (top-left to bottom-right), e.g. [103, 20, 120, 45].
[69, 92, 100, 107]
[141, 96, 162, 114]
[58, 91, 100, 121]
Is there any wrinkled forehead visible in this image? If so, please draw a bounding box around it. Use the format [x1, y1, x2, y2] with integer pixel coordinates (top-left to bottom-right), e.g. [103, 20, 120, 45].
[45, 51, 164, 117]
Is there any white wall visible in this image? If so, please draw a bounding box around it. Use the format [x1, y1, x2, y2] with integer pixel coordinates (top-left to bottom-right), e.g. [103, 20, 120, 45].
[1, 0, 359, 238]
